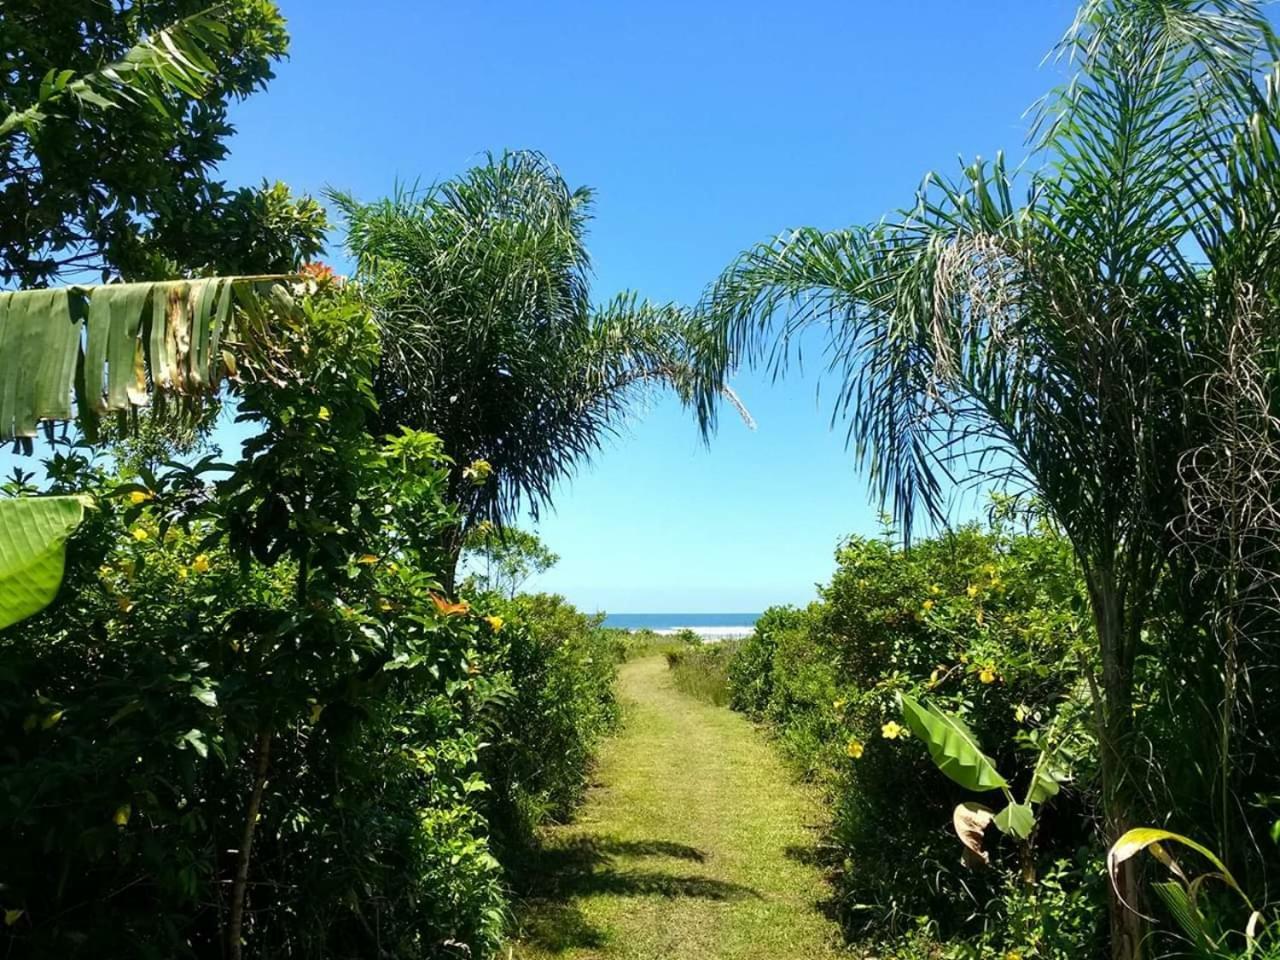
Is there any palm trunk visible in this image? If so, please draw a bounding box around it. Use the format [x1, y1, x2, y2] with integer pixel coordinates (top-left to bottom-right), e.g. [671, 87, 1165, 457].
[1093, 577, 1144, 960]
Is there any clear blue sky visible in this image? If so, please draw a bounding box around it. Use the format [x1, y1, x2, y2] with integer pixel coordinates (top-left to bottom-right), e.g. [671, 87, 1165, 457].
[13, 2, 1088, 614]
[210, 1, 1086, 613]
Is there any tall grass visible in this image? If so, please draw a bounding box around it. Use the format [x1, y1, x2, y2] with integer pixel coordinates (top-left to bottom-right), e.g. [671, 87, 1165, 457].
[667, 640, 741, 706]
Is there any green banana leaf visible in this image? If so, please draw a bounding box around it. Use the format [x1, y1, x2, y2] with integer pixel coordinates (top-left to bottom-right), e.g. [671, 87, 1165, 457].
[994, 802, 1035, 839]
[900, 693, 1009, 793]
[0, 277, 291, 442]
[0, 496, 87, 629]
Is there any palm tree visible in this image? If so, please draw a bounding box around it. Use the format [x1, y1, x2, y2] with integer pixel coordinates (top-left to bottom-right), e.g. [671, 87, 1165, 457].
[333, 151, 748, 582]
[695, 3, 1280, 957]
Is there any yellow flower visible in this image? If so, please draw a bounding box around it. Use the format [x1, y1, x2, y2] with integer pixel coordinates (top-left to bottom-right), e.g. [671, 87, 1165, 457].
[979, 665, 997, 684]
[881, 721, 903, 740]
[317, 405, 331, 421]
[130, 527, 149, 542]
[966, 583, 979, 598]
[377, 598, 394, 613]
[128, 490, 153, 505]
[485, 615, 504, 632]
[192, 554, 211, 574]
[1014, 703, 1029, 723]
[1005, 952, 1023, 960]
[463, 459, 493, 485]
[846, 738, 865, 759]
[921, 599, 935, 612]
[832, 698, 847, 711]
[177, 566, 189, 580]
[983, 563, 997, 575]
[113, 803, 131, 827]
[357, 553, 379, 565]
[929, 584, 942, 595]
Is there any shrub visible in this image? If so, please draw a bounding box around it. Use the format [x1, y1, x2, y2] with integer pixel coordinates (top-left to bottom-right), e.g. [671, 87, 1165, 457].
[728, 517, 1104, 955]
[0, 291, 614, 959]
[668, 640, 740, 706]
[476, 593, 620, 852]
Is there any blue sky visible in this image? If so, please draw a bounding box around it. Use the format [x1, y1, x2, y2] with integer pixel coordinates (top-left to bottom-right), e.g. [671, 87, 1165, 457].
[216, 1, 1085, 613]
[10, 2, 1087, 613]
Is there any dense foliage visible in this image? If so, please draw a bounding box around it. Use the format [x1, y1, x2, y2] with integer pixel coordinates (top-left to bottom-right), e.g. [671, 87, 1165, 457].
[0, 289, 619, 959]
[0, 1, 325, 285]
[728, 518, 1107, 959]
[697, 2, 1280, 954]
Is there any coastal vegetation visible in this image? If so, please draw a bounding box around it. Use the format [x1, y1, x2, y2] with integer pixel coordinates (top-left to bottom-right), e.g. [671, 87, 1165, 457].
[2, 1, 1280, 958]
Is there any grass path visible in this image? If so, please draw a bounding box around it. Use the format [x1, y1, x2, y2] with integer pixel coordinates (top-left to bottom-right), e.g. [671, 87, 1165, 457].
[509, 656, 845, 960]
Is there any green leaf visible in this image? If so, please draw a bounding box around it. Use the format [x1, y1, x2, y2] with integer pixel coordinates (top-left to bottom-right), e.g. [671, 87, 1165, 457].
[993, 802, 1035, 839]
[1109, 828, 1250, 907]
[190, 686, 218, 708]
[1026, 746, 1069, 804]
[0, 496, 87, 629]
[900, 693, 1008, 793]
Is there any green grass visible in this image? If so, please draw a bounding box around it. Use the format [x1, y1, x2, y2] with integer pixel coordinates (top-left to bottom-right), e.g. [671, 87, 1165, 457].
[508, 655, 844, 960]
[667, 641, 739, 707]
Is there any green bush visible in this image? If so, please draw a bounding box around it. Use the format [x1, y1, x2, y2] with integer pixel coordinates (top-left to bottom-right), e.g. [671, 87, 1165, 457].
[0, 291, 615, 959]
[668, 640, 740, 706]
[728, 517, 1105, 956]
[477, 593, 620, 851]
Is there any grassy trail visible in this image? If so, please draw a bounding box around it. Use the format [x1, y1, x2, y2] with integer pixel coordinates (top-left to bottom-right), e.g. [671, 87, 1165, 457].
[509, 655, 845, 960]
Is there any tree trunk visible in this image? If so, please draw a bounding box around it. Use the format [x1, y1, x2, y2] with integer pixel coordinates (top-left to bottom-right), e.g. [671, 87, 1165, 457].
[1093, 578, 1144, 960]
[227, 729, 273, 960]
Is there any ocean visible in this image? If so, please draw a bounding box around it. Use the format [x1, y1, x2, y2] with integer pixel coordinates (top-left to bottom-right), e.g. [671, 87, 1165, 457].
[601, 612, 759, 639]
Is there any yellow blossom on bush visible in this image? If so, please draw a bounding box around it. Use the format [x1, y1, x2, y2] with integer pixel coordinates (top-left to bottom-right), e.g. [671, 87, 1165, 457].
[485, 615, 504, 632]
[929, 583, 941, 595]
[1015, 703, 1029, 723]
[1005, 952, 1023, 960]
[966, 583, 979, 598]
[463, 459, 493, 485]
[979, 665, 997, 684]
[317, 405, 331, 422]
[983, 563, 997, 576]
[128, 490, 153, 505]
[921, 599, 935, 612]
[177, 566, 189, 580]
[881, 721, 903, 740]
[192, 554, 211, 574]
[130, 527, 149, 542]
[846, 738, 865, 759]
[431, 595, 470, 616]
[113, 803, 131, 826]
[833, 698, 847, 711]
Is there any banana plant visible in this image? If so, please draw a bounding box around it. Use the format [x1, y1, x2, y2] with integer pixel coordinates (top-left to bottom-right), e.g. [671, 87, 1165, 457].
[900, 693, 1071, 873]
[0, 495, 88, 629]
[1109, 828, 1269, 958]
[0, 275, 297, 626]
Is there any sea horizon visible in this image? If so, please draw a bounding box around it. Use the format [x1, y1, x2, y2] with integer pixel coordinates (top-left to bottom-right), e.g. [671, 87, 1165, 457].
[601, 612, 760, 634]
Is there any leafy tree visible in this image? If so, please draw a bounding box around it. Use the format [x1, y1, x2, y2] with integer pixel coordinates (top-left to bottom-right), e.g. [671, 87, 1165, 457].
[0, 1, 325, 286]
[461, 523, 560, 599]
[333, 151, 749, 580]
[696, 2, 1280, 957]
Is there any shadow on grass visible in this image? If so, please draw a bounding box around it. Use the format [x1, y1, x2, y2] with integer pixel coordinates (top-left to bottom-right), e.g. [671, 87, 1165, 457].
[511, 834, 760, 953]
[783, 842, 844, 926]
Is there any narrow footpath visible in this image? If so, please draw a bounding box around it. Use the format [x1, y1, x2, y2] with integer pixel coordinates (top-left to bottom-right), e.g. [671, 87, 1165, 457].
[509, 656, 845, 960]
